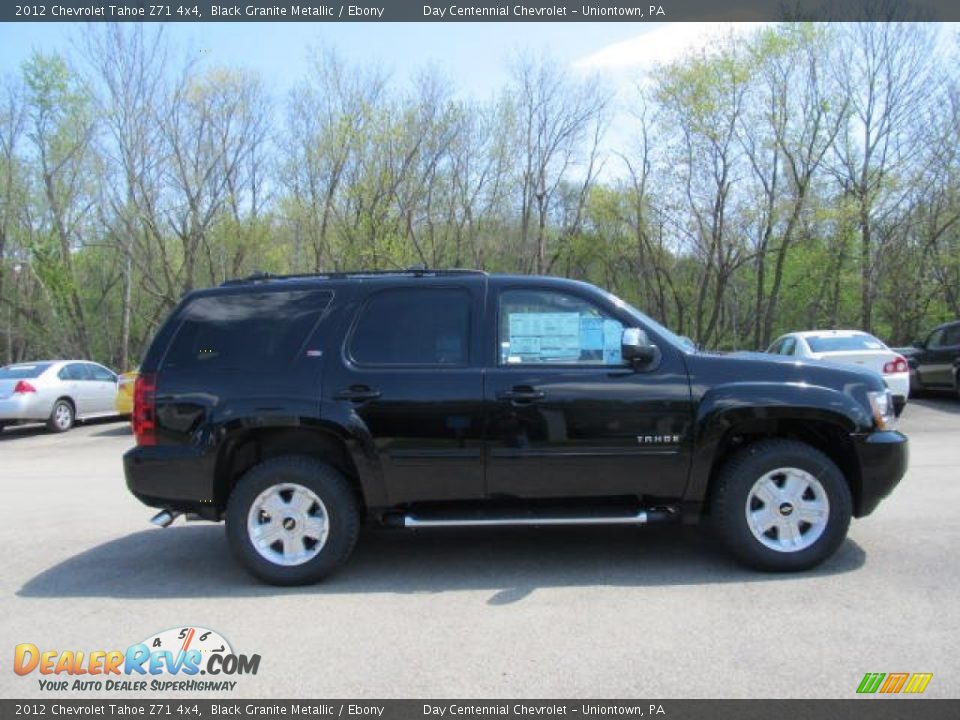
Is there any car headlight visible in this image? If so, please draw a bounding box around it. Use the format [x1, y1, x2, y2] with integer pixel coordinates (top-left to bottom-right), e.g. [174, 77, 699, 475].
[867, 389, 895, 430]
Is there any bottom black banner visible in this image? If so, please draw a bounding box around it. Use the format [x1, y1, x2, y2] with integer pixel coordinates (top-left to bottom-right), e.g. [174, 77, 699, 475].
[1, 700, 958, 720]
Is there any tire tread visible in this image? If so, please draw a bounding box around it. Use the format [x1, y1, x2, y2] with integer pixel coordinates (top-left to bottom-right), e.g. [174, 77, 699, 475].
[225, 454, 360, 585]
[711, 438, 851, 572]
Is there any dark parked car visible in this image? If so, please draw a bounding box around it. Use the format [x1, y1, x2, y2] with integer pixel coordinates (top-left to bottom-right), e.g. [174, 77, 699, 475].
[124, 270, 908, 585]
[898, 320, 960, 399]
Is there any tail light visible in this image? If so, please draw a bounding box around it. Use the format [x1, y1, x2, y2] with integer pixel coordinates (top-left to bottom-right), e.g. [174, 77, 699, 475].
[132, 373, 157, 446]
[13, 380, 36, 394]
[883, 356, 908, 374]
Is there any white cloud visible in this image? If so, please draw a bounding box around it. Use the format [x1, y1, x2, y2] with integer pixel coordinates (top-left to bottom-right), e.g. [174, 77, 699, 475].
[573, 22, 772, 74]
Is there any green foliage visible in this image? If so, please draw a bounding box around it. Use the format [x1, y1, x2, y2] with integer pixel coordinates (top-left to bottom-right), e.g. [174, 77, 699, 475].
[1, 23, 958, 368]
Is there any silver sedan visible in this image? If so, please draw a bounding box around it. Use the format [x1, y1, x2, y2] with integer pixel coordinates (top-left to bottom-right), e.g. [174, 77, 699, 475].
[0, 360, 122, 433]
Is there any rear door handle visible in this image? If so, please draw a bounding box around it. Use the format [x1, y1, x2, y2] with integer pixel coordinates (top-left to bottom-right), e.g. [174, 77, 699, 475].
[497, 387, 545, 403]
[335, 386, 382, 402]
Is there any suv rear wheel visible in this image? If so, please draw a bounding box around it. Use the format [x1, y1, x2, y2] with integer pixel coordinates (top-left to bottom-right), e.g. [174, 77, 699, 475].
[226, 455, 360, 585]
[711, 439, 852, 571]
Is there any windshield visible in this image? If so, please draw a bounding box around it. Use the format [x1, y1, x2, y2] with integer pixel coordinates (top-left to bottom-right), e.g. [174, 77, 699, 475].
[599, 289, 691, 351]
[0, 363, 52, 379]
[806, 335, 885, 353]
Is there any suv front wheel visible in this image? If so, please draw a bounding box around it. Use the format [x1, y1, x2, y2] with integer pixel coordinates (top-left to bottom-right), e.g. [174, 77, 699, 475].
[226, 455, 360, 585]
[711, 439, 852, 571]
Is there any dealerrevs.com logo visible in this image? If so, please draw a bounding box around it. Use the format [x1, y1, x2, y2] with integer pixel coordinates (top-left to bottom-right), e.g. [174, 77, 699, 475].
[13, 627, 260, 693]
[856, 672, 933, 695]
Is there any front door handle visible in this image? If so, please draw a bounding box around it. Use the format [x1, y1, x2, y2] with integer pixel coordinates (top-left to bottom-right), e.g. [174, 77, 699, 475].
[497, 387, 545, 403]
[335, 385, 382, 402]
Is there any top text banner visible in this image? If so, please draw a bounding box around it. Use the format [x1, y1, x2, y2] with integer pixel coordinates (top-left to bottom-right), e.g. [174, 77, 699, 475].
[4, 1, 960, 22]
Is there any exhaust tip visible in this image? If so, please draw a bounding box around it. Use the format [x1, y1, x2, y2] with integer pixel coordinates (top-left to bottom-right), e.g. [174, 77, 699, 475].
[150, 510, 180, 528]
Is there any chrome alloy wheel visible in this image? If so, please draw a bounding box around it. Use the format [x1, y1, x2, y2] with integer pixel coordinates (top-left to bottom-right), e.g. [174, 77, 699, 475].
[53, 402, 73, 430]
[246, 483, 330, 566]
[744, 467, 830, 553]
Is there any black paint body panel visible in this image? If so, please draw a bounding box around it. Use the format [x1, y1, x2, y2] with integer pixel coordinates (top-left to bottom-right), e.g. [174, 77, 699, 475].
[123, 273, 909, 523]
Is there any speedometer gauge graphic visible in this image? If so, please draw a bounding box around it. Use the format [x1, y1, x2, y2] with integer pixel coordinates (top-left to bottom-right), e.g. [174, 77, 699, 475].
[139, 626, 233, 662]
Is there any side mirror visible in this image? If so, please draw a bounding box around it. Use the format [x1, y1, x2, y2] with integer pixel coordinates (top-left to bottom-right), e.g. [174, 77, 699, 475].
[622, 327, 658, 367]
[912, 339, 925, 349]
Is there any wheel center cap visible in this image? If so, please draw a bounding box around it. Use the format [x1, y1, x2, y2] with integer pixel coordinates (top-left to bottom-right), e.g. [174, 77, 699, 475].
[779, 502, 794, 516]
[282, 517, 297, 531]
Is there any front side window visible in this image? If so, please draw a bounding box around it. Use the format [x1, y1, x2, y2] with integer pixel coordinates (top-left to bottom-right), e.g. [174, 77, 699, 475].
[942, 325, 960, 347]
[781, 337, 797, 355]
[498, 289, 626, 366]
[925, 328, 945, 349]
[349, 287, 471, 366]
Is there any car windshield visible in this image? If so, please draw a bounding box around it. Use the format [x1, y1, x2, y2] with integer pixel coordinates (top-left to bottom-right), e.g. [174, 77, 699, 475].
[599, 289, 691, 351]
[0, 362, 52, 379]
[806, 335, 885, 353]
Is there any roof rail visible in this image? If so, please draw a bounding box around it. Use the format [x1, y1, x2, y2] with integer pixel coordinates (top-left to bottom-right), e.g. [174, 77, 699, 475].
[221, 267, 487, 286]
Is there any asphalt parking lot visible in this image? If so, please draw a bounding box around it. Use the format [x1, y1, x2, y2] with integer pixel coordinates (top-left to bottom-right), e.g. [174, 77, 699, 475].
[1, 398, 958, 700]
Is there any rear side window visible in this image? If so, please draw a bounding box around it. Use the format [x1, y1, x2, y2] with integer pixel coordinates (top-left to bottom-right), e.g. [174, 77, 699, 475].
[349, 288, 471, 366]
[58, 364, 90, 381]
[0, 363, 51, 379]
[162, 290, 332, 372]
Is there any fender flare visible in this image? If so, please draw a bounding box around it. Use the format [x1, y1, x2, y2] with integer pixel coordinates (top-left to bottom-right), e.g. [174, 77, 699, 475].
[684, 382, 871, 504]
[213, 412, 388, 510]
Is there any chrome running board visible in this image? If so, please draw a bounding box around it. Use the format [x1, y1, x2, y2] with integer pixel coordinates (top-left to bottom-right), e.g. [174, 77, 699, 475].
[403, 513, 647, 528]
[395, 508, 681, 529]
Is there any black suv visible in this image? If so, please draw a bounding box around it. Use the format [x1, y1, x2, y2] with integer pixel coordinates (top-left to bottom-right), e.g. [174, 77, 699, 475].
[900, 319, 960, 399]
[124, 270, 908, 585]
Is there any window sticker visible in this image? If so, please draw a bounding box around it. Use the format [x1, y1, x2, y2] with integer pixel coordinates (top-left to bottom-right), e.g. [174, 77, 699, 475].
[510, 336, 542, 355]
[579, 316, 603, 351]
[508, 312, 580, 362]
[603, 320, 624, 365]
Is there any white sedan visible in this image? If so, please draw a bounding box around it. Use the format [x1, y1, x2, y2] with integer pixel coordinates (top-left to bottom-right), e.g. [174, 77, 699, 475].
[0, 360, 121, 433]
[766, 330, 910, 413]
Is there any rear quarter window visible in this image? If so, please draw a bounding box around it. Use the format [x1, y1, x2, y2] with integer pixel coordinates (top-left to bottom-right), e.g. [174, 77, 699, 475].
[162, 290, 332, 372]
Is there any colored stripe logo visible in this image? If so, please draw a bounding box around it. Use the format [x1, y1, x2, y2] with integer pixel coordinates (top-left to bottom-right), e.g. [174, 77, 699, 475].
[857, 672, 933, 694]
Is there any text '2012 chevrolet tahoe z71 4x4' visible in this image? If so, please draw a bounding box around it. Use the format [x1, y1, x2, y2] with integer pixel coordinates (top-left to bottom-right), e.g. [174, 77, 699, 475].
[124, 270, 908, 585]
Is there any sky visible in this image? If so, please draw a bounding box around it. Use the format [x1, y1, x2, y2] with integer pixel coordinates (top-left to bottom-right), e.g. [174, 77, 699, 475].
[1, 20, 954, 183]
[0, 21, 770, 99]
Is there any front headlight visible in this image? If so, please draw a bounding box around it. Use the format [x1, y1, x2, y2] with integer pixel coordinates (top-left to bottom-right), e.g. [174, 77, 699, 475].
[867, 389, 895, 430]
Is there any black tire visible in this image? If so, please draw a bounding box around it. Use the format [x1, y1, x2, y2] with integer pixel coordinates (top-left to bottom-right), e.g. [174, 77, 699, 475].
[226, 455, 360, 585]
[46, 399, 75, 433]
[909, 368, 923, 395]
[711, 439, 852, 572]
